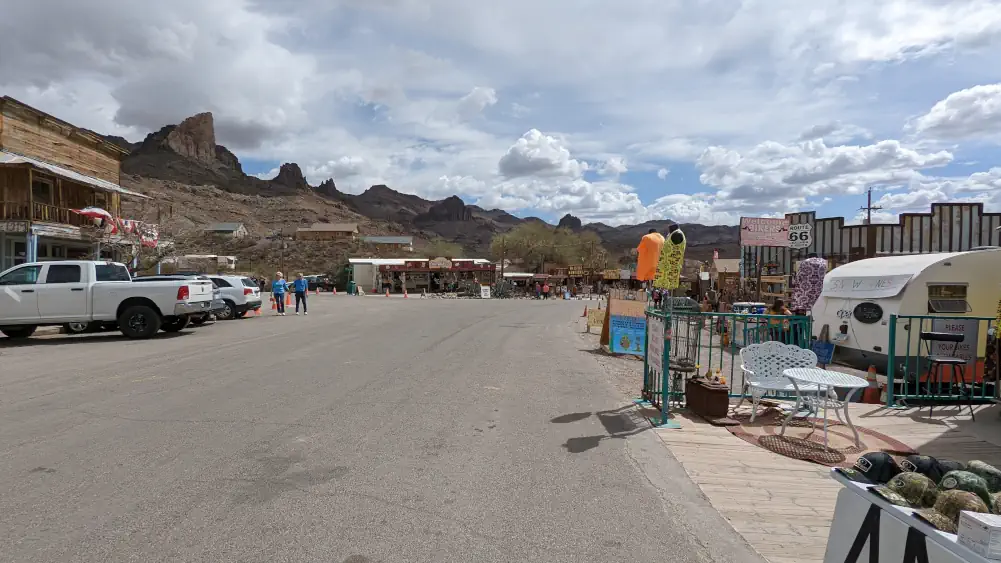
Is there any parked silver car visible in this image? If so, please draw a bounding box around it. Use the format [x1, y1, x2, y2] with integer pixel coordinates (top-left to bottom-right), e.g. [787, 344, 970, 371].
[207, 275, 263, 319]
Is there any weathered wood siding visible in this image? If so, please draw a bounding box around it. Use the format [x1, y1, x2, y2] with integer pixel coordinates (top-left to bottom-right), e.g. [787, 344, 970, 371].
[742, 203, 1001, 275]
[0, 103, 122, 184]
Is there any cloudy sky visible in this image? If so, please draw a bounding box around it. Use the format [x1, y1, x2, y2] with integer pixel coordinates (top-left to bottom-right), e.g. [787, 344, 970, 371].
[3, 0, 1001, 226]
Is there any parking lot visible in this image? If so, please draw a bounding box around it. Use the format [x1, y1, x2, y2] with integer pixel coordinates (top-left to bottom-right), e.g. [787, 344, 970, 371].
[0, 295, 760, 563]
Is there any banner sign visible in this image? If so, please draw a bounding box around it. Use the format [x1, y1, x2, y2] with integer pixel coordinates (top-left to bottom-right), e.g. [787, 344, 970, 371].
[740, 217, 791, 247]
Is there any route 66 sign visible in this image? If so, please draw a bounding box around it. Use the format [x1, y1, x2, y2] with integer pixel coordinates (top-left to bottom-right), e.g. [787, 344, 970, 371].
[788, 223, 813, 249]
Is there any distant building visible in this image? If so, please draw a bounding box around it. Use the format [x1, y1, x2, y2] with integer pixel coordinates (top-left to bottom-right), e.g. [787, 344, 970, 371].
[296, 222, 359, 241]
[361, 235, 413, 251]
[741, 203, 1001, 277]
[163, 254, 238, 272]
[204, 222, 248, 238]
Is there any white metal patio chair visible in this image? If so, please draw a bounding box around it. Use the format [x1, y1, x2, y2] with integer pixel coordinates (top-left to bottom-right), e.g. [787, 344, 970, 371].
[734, 341, 837, 422]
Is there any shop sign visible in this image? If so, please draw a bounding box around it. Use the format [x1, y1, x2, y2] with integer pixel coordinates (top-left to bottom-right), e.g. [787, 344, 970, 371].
[429, 257, 452, 269]
[739, 217, 791, 247]
[480, 285, 491, 299]
[603, 269, 620, 280]
[0, 220, 28, 233]
[568, 264, 584, 276]
[852, 302, 883, 324]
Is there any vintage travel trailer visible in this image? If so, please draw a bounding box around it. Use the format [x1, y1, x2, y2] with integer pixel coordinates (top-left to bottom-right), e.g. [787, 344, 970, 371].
[811, 248, 1001, 373]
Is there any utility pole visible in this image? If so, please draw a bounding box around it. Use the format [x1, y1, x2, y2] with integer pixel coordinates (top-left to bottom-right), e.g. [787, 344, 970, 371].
[859, 187, 883, 258]
[859, 187, 883, 225]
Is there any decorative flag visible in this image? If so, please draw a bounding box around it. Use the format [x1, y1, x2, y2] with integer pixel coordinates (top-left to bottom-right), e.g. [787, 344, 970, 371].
[654, 229, 687, 290]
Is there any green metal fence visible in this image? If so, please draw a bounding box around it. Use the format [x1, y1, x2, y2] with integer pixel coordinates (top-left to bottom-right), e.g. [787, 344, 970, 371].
[641, 308, 672, 426]
[641, 309, 814, 419]
[885, 314, 999, 406]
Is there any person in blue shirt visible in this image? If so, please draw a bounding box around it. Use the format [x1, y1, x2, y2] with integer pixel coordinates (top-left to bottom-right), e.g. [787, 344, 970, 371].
[272, 271, 289, 315]
[292, 272, 309, 315]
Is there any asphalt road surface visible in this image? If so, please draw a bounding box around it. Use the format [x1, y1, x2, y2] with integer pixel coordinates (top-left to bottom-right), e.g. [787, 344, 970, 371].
[0, 297, 766, 563]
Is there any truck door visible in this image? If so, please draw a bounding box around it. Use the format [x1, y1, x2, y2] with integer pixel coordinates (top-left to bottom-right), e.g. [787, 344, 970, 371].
[0, 264, 42, 323]
[37, 263, 89, 322]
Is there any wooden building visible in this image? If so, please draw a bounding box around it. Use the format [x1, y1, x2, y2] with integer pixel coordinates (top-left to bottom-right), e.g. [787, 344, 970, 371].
[295, 222, 359, 241]
[0, 96, 147, 270]
[741, 203, 1001, 277]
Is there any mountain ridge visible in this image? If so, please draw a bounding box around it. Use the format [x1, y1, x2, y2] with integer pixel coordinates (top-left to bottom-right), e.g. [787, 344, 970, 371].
[107, 111, 740, 260]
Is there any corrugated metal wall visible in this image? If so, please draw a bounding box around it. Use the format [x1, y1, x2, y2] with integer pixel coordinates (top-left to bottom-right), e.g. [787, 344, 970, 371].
[741, 203, 1001, 275]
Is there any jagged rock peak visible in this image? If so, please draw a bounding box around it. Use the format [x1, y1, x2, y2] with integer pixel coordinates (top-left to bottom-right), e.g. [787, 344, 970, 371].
[272, 163, 310, 191]
[558, 213, 583, 230]
[164, 112, 217, 166]
[425, 195, 472, 221]
[316, 178, 339, 197]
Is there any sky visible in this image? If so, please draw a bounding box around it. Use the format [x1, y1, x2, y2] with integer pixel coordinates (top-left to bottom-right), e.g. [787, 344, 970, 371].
[3, 1, 1001, 227]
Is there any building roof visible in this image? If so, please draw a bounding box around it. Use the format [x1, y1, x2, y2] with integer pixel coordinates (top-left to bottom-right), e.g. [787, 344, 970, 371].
[0, 150, 149, 199]
[348, 257, 490, 265]
[1, 96, 130, 157]
[361, 235, 414, 244]
[301, 222, 359, 232]
[713, 258, 741, 273]
[205, 222, 245, 232]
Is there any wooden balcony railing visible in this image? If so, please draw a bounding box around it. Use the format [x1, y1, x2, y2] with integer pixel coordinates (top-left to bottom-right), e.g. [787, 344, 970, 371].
[0, 202, 91, 227]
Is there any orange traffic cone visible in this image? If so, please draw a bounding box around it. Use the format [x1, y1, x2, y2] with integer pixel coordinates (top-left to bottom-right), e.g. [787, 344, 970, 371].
[385, 288, 390, 297]
[315, 288, 319, 295]
[270, 297, 276, 311]
[255, 307, 261, 316]
[285, 293, 291, 306]
[332, 287, 337, 295]
[581, 306, 588, 317]
[403, 290, 408, 298]
[863, 365, 880, 404]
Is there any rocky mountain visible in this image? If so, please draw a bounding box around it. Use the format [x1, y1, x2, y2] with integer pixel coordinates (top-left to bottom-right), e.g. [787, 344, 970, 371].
[108, 111, 740, 261]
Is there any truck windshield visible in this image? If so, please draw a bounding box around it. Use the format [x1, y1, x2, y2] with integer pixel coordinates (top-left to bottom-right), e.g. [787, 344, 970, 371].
[95, 264, 131, 282]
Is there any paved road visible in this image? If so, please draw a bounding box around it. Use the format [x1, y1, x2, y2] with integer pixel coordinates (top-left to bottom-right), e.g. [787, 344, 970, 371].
[0, 297, 766, 563]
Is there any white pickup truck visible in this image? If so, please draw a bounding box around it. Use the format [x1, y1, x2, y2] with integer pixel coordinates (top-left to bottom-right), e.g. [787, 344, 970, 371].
[0, 260, 214, 340]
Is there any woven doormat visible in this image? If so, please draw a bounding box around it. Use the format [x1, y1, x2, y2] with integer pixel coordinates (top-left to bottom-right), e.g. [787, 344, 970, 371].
[725, 409, 915, 467]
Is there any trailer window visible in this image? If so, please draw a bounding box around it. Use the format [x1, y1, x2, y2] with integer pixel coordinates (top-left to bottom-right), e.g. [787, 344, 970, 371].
[927, 284, 971, 313]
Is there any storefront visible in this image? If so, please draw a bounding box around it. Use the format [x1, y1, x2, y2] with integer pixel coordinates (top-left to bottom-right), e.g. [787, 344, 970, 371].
[379, 258, 496, 294]
[0, 220, 114, 271]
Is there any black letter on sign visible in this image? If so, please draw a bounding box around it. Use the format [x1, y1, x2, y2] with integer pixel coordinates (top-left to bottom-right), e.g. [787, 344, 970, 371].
[845, 504, 880, 563]
[902, 527, 929, 563]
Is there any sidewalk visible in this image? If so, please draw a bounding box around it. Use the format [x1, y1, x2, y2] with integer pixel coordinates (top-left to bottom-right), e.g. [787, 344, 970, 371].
[580, 329, 1001, 563]
[656, 403, 1001, 563]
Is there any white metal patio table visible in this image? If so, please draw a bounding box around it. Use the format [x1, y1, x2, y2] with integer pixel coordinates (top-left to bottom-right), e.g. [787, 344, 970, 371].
[780, 368, 869, 450]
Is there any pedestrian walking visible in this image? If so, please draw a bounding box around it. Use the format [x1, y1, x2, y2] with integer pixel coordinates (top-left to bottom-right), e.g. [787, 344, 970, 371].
[542, 282, 550, 299]
[293, 272, 308, 315]
[535, 282, 541, 299]
[272, 271, 289, 316]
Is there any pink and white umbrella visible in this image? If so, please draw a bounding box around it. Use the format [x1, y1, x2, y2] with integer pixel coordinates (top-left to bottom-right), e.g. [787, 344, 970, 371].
[71, 207, 114, 221]
[72, 207, 117, 234]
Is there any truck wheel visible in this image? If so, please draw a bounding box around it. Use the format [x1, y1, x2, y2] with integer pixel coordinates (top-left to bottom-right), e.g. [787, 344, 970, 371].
[161, 316, 192, 333]
[118, 305, 162, 339]
[0, 326, 37, 339]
